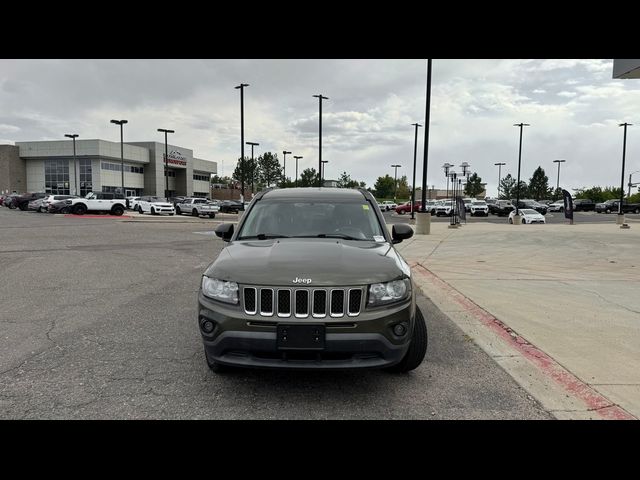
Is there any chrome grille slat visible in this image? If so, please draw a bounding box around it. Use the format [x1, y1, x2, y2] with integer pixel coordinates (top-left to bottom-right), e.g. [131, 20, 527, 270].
[330, 289, 345, 317]
[259, 288, 274, 316]
[312, 289, 328, 318]
[243, 286, 363, 318]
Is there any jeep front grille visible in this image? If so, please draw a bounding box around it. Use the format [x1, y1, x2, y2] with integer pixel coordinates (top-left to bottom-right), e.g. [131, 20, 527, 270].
[242, 286, 364, 318]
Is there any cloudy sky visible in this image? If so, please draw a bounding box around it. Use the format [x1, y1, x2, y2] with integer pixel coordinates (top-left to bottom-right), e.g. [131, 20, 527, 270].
[1, 59, 639, 195]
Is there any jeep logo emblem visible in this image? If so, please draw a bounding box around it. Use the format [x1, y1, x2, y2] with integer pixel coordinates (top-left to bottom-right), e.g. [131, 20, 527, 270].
[292, 277, 312, 284]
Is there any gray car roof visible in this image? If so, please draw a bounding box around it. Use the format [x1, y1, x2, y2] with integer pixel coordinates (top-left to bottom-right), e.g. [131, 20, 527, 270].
[260, 188, 366, 201]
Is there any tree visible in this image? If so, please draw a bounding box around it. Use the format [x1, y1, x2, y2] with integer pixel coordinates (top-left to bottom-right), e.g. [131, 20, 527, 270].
[528, 167, 551, 201]
[574, 186, 623, 203]
[552, 187, 563, 201]
[298, 168, 318, 187]
[499, 174, 516, 199]
[374, 175, 396, 199]
[233, 156, 255, 195]
[257, 152, 282, 187]
[464, 172, 484, 197]
[515, 180, 529, 199]
[397, 175, 411, 200]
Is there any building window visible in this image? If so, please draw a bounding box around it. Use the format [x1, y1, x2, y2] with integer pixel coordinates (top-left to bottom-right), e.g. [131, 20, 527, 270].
[101, 162, 143, 174]
[79, 159, 93, 196]
[193, 174, 209, 181]
[44, 159, 70, 195]
[164, 170, 176, 177]
[193, 192, 208, 198]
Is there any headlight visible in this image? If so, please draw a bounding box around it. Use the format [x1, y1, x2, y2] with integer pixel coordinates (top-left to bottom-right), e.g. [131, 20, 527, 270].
[367, 278, 411, 307]
[201, 276, 239, 304]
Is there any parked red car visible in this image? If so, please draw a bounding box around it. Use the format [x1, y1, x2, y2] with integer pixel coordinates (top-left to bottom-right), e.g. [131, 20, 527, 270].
[395, 201, 422, 215]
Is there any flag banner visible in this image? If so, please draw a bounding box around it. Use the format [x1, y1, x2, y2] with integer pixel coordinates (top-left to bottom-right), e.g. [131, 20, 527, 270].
[562, 189, 573, 221]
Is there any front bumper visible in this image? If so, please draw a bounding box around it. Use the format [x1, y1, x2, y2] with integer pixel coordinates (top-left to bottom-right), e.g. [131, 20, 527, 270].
[198, 291, 415, 370]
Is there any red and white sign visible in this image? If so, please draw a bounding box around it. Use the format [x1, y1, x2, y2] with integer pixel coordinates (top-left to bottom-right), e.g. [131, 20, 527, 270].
[164, 150, 187, 166]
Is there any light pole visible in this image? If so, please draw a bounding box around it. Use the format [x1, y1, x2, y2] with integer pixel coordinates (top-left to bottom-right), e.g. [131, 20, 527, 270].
[321, 160, 328, 186]
[513, 123, 530, 220]
[420, 59, 432, 212]
[411, 123, 422, 220]
[110, 119, 128, 195]
[553, 159, 566, 200]
[619, 123, 632, 221]
[391, 164, 401, 203]
[294, 156, 303, 187]
[449, 171, 458, 226]
[629, 170, 640, 198]
[313, 94, 329, 187]
[282, 151, 291, 185]
[235, 83, 249, 201]
[158, 128, 174, 200]
[494, 162, 506, 198]
[64, 134, 79, 195]
[246, 141, 259, 190]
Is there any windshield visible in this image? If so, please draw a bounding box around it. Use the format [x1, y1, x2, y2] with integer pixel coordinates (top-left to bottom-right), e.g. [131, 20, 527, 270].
[237, 200, 385, 241]
[472, 201, 486, 206]
[85, 192, 95, 199]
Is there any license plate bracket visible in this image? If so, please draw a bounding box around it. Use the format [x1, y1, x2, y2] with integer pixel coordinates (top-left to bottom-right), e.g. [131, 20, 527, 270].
[277, 324, 325, 350]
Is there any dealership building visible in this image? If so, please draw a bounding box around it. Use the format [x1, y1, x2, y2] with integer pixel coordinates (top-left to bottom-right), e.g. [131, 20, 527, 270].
[0, 139, 217, 198]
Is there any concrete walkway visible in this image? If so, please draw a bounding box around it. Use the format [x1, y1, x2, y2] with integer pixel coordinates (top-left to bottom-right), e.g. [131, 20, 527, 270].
[396, 221, 640, 420]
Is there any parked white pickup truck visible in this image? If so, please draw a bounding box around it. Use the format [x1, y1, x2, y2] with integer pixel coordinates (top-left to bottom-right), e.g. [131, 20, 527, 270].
[175, 198, 219, 218]
[68, 192, 128, 216]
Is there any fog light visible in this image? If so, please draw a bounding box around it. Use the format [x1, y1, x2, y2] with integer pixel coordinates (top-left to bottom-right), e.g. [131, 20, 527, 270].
[393, 323, 407, 336]
[202, 320, 215, 333]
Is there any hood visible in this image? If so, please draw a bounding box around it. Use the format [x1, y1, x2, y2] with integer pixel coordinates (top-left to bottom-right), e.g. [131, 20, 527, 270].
[204, 238, 410, 286]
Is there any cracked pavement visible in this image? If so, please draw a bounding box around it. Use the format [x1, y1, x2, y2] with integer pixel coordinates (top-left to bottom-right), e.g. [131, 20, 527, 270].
[0, 208, 551, 419]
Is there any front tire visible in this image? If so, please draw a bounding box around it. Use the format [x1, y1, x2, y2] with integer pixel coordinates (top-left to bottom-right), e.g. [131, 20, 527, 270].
[634, 208, 640, 214]
[74, 204, 87, 215]
[192, 208, 199, 217]
[209, 213, 216, 218]
[151, 207, 156, 215]
[386, 308, 428, 373]
[176, 207, 181, 215]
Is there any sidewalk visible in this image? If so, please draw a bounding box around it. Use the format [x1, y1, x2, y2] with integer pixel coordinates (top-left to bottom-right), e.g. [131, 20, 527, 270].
[396, 221, 640, 420]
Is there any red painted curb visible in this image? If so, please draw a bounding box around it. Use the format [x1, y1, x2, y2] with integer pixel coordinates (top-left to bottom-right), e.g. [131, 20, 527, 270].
[409, 261, 637, 420]
[63, 214, 132, 219]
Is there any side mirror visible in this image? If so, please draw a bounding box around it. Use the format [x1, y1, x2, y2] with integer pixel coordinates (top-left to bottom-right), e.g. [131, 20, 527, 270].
[392, 224, 414, 244]
[215, 223, 234, 242]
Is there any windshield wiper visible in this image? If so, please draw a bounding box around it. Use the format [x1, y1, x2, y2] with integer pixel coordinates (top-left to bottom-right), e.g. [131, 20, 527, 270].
[312, 233, 366, 241]
[239, 233, 290, 240]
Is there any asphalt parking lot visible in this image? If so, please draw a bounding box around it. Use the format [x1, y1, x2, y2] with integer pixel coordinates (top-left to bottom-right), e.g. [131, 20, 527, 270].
[0, 207, 551, 419]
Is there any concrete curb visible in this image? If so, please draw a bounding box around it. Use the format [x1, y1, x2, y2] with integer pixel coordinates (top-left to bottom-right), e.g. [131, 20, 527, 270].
[409, 260, 637, 420]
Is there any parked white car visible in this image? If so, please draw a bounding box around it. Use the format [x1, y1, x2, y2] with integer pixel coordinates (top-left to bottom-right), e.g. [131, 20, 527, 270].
[547, 201, 564, 212]
[470, 200, 489, 216]
[435, 200, 454, 216]
[508, 208, 546, 224]
[379, 201, 397, 211]
[41, 195, 78, 213]
[137, 196, 175, 215]
[127, 196, 141, 210]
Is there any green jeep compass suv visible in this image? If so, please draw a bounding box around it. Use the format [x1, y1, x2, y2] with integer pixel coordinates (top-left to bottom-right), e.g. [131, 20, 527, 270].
[197, 187, 427, 372]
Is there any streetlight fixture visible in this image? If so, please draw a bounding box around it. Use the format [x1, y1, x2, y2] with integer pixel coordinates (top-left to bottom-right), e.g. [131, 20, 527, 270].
[235, 83, 249, 201]
[294, 156, 303, 187]
[282, 150, 291, 185]
[110, 119, 128, 196]
[494, 162, 506, 198]
[64, 134, 79, 195]
[158, 128, 175, 200]
[410, 123, 422, 220]
[313, 94, 329, 186]
[246, 141, 259, 190]
[442, 163, 453, 199]
[618, 123, 632, 223]
[321, 160, 329, 186]
[513, 123, 531, 221]
[552, 159, 566, 200]
[391, 164, 401, 203]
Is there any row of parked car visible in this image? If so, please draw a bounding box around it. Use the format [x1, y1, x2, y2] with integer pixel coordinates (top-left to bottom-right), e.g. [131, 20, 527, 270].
[0, 191, 249, 217]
